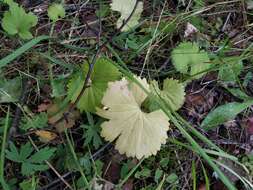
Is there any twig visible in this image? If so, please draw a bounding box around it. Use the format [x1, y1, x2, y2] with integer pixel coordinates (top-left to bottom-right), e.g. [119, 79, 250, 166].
[8, 79, 32, 139]
[38, 143, 112, 190]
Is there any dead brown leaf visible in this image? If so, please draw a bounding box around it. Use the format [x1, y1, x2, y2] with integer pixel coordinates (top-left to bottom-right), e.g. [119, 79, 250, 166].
[198, 184, 206, 190]
[35, 130, 57, 143]
[37, 100, 51, 112]
[47, 103, 80, 132]
[122, 179, 134, 190]
[246, 117, 253, 135]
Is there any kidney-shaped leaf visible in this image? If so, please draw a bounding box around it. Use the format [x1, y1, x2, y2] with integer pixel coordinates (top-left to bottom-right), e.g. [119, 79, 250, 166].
[171, 42, 210, 79]
[96, 77, 169, 159]
[47, 3, 65, 22]
[68, 58, 120, 113]
[2, 1, 38, 39]
[150, 79, 185, 111]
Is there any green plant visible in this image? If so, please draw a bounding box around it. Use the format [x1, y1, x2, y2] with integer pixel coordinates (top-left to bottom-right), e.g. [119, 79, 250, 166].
[21, 112, 48, 131]
[47, 3, 65, 22]
[171, 42, 211, 79]
[149, 79, 185, 111]
[218, 57, 243, 83]
[81, 112, 103, 149]
[67, 58, 121, 112]
[5, 142, 55, 176]
[19, 176, 37, 190]
[109, 53, 238, 189]
[0, 107, 10, 190]
[1, 0, 38, 39]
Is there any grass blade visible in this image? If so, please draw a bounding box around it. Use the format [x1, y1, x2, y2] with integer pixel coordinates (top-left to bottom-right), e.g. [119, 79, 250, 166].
[0, 107, 10, 190]
[201, 163, 210, 190]
[64, 130, 90, 190]
[192, 160, 197, 190]
[0, 36, 50, 69]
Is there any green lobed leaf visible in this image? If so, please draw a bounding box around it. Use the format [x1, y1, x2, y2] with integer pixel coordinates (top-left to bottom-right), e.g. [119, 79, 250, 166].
[5, 142, 22, 162]
[82, 123, 103, 149]
[21, 162, 48, 176]
[218, 57, 243, 83]
[149, 78, 185, 111]
[19, 176, 37, 190]
[67, 58, 121, 113]
[47, 3, 65, 22]
[201, 100, 253, 130]
[19, 143, 33, 161]
[21, 112, 48, 131]
[51, 78, 66, 97]
[171, 42, 211, 79]
[5, 142, 55, 176]
[2, 1, 38, 39]
[28, 147, 56, 163]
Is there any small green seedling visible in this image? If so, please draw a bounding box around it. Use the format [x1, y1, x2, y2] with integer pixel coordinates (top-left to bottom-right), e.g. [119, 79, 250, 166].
[1, 0, 38, 39]
[5, 142, 55, 176]
[47, 3, 66, 22]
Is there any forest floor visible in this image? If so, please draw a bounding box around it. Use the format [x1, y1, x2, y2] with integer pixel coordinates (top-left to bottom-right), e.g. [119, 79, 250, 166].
[0, 0, 253, 190]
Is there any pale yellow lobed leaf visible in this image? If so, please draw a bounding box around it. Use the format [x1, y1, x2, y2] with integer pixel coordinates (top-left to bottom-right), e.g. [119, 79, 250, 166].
[96, 77, 169, 159]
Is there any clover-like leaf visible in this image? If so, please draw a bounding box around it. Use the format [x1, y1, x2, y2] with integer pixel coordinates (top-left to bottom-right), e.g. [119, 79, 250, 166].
[150, 79, 185, 111]
[96, 77, 169, 159]
[68, 58, 120, 113]
[2, 1, 38, 39]
[111, 0, 143, 31]
[47, 3, 65, 22]
[171, 42, 211, 79]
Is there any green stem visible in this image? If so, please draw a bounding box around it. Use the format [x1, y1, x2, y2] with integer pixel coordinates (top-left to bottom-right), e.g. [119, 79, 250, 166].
[65, 130, 90, 190]
[116, 158, 144, 188]
[0, 107, 10, 190]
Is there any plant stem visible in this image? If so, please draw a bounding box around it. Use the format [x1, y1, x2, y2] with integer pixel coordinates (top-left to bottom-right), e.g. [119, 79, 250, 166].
[65, 130, 90, 190]
[0, 107, 10, 190]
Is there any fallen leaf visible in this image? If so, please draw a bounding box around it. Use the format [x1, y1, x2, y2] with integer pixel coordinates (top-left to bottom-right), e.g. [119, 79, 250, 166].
[122, 179, 134, 190]
[47, 102, 80, 132]
[198, 184, 206, 190]
[103, 155, 121, 183]
[91, 178, 114, 190]
[185, 89, 215, 121]
[37, 100, 51, 112]
[184, 22, 198, 38]
[35, 130, 57, 143]
[246, 117, 253, 135]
